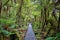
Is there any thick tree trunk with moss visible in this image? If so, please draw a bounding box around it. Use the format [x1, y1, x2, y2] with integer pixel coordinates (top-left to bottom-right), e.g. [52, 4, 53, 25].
[16, 0, 23, 40]
[16, 0, 23, 27]
[41, 7, 46, 40]
[41, 6, 49, 40]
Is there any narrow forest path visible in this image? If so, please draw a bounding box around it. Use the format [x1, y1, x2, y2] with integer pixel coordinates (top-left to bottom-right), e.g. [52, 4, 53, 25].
[24, 23, 37, 40]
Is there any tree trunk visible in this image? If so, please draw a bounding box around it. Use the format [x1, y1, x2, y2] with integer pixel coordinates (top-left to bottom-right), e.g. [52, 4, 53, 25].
[16, 0, 23, 40]
[0, 0, 2, 14]
[57, 11, 60, 32]
[16, 0, 23, 27]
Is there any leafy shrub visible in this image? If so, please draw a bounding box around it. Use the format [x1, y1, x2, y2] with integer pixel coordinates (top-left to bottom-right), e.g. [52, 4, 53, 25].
[45, 33, 60, 40]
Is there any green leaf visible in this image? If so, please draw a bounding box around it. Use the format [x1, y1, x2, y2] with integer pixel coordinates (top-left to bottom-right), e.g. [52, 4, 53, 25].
[45, 37, 54, 40]
[2, 30, 12, 36]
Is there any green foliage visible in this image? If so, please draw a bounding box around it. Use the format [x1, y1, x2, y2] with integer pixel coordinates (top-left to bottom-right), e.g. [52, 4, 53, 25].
[10, 24, 18, 29]
[56, 33, 60, 37]
[0, 26, 11, 36]
[56, 5, 60, 9]
[55, 33, 60, 40]
[1, 30, 12, 36]
[45, 33, 60, 40]
[0, 19, 16, 25]
[2, 0, 8, 6]
[45, 37, 54, 40]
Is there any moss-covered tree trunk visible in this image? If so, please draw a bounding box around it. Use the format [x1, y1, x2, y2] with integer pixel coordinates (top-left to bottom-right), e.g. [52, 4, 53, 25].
[16, 0, 23, 40]
[16, 0, 23, 27]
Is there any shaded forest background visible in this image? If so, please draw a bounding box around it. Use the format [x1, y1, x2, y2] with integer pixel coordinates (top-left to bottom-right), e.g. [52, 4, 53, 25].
[0, 0, 60, 40]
